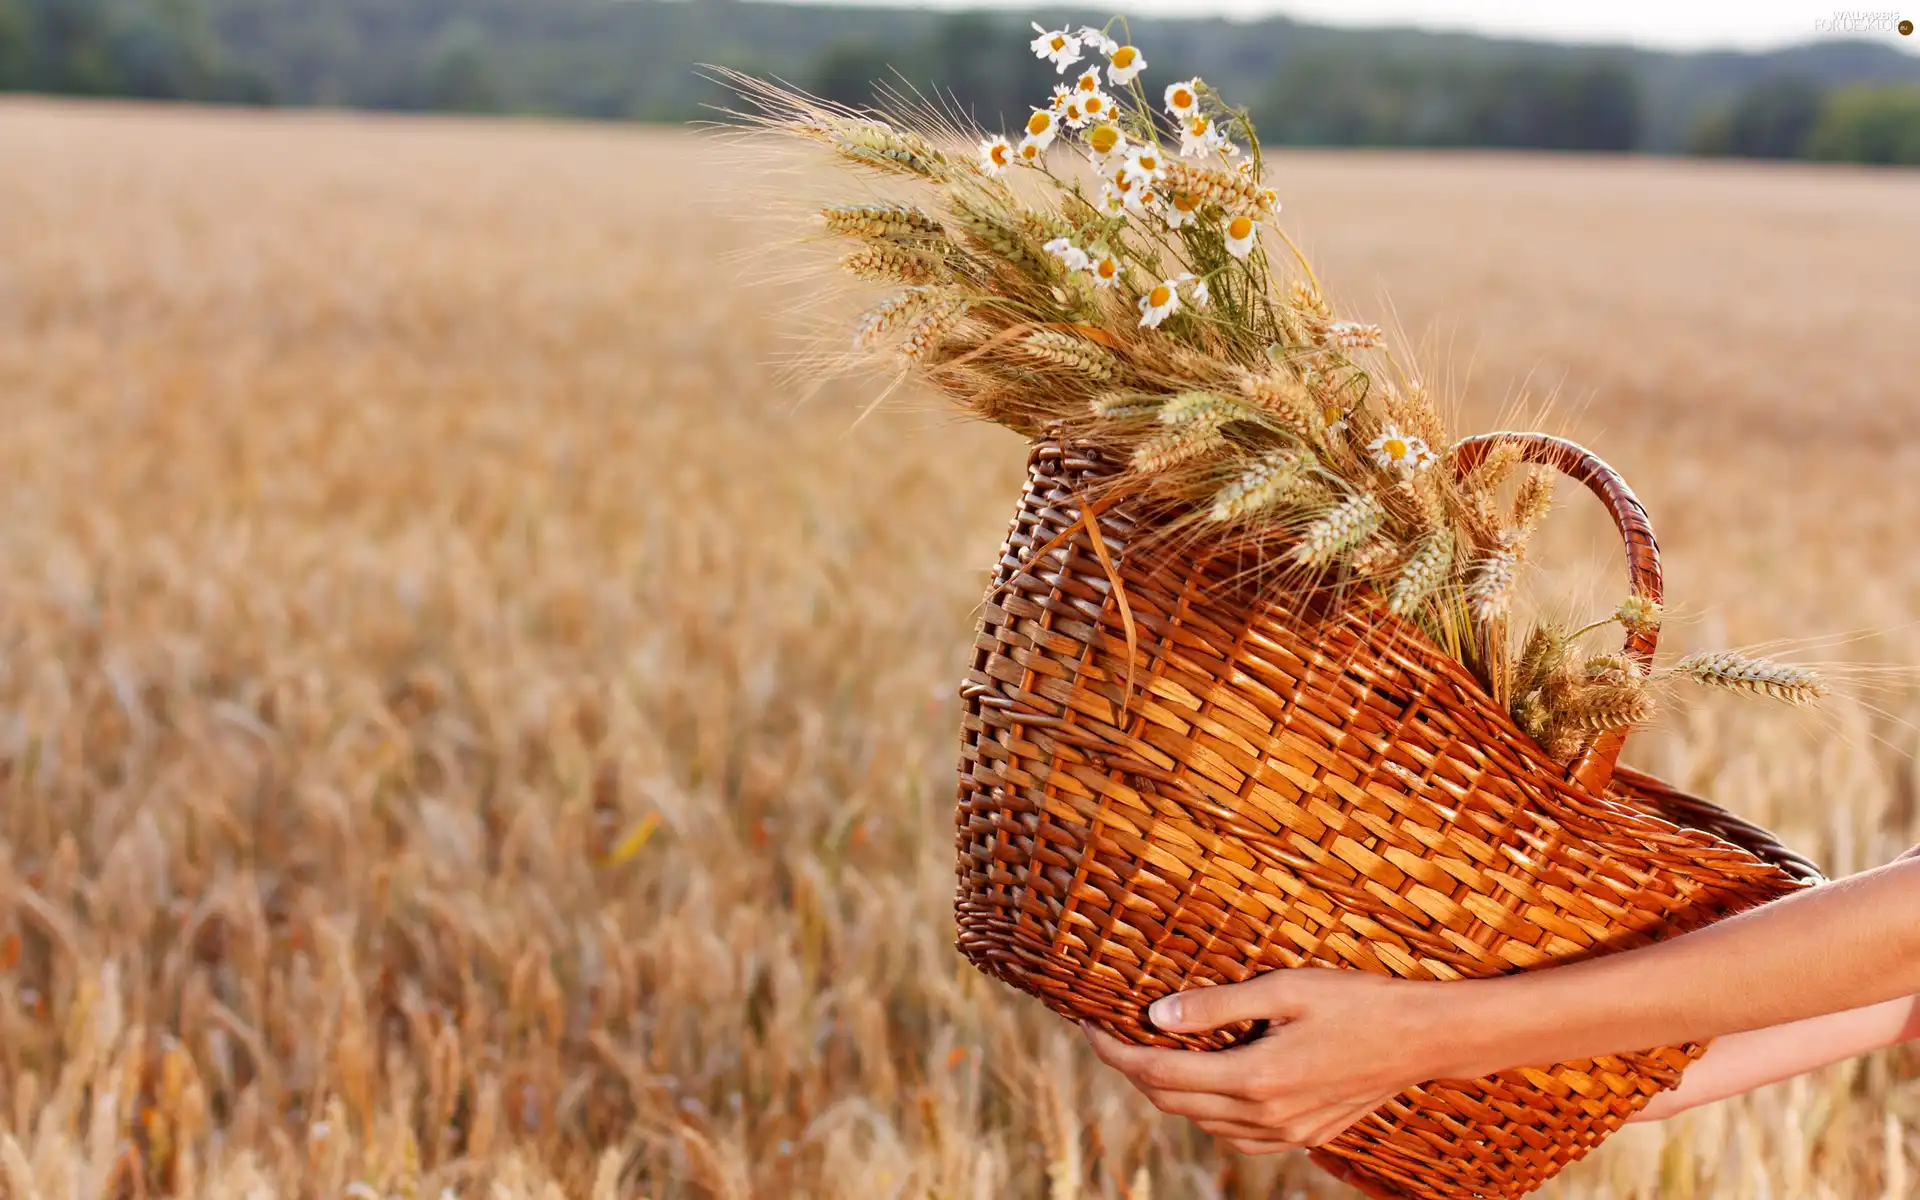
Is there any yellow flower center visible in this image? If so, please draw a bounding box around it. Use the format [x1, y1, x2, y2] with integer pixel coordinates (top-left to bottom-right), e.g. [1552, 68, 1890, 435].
[989, 143, 1010, 166]
[1028, 111, 1051, 136]
[1088, 125, 1119, 154]
[1148, 285, 1172, 307]
[1115, 173, 1133, 193]
[1323, 405, 1343, 424]
[1113, 46, 1137, 67]
[1050, 35, 1067, 51]
[1171, 87, 1193, 109]
[1020, 142, 1040, 160]
[1138, 154, 1158, 171]
[1173, 193, 1198, 213]
[1096, 259, 1117, 279]
[1084, 95, 1105, 115]
[1190, 116, 1210, 135]
[1138, 190, 1158, 206]
[1228, 215, 1254, 240]
[1077, 73, 1098, 92]
[1384, 438, 1408, 460]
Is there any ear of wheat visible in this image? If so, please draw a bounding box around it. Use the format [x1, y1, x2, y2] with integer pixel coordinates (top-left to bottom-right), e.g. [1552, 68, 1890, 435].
[718, 23, 1822, 727]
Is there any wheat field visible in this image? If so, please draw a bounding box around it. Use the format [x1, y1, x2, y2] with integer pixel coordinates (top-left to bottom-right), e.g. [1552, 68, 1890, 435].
[1, 98, 1919, 1199]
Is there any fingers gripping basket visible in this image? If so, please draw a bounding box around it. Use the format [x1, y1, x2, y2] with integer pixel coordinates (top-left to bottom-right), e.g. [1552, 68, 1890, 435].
[954, 433, 1820, 1200]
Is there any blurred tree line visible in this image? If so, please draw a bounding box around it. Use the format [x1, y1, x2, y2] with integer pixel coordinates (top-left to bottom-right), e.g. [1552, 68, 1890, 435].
[1689, 76, 1920, 164]
[3, 0, 1917, 165]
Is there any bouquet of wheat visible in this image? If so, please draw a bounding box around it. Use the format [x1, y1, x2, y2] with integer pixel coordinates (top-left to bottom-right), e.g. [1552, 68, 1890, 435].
[725, 23, 1827, 1199]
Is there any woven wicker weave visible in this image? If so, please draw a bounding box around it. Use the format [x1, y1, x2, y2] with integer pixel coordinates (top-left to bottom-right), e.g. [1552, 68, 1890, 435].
[954, 434, 1821, 1200]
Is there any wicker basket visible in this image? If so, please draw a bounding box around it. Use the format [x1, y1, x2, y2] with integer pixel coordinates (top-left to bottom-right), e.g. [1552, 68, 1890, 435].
[954, 434, 1822, 1200]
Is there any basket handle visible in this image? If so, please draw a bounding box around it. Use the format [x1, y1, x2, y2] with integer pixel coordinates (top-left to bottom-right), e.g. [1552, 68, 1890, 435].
[1449, 432, 1661, 796]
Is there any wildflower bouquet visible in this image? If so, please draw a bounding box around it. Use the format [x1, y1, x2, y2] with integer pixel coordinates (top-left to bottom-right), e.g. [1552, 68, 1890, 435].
[724, 24, 1825, 1200]
[732, 21, 1821, 753]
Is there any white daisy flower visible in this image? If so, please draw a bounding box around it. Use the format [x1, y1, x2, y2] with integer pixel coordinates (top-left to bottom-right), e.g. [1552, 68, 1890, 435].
[1137, 278, 1182, 328]
[1369, 425, 1434, 473]
[1179, 114, 1225, 158]
[1096, 182, 1129, 217]
[1164, 78, 1202, 119]
[1224, 213, 1259, 259]
[1043, 237, 1091, 272]
[1084, 123, 1126, 165]
[978, 136, 1013, 177]
[1030, 23, 1084, 72]
[1106, 44, 1147, 86]
[1023, 108, 1059, 150]
[1059, 96, 1086, 127]
[1120, 146, 1165, 186]
[1089, 251, 1122, 287]
[1073, 69, 1103, 95]
[1016, 136, 1046, 165]
[1177, 272, 1211, 307]
[1126, 185, 1163, 215]
[1321, 403, 1349, 435]
[1163, 190, 1200, 229]
[1049, 84, 1073, 113]
[1258, 187, 1281, 212]
[1078, 89, 1116, 125]
[1078, 26, 1119, 56]
[1236, 159, 1257, 177]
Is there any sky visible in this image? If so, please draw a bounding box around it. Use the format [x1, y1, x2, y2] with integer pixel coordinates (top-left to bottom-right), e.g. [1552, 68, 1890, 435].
[781, 0, 1920, 55]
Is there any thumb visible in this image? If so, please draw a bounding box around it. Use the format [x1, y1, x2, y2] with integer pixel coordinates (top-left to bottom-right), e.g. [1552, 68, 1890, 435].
[1148, 972, 1296, 1033]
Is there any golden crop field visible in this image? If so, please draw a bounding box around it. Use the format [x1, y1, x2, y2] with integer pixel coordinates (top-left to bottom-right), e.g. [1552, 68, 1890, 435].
[2, 98, 1919, 1199]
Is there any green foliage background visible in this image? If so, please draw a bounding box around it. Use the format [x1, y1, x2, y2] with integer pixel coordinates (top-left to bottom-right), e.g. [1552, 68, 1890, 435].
[2, 0, 1917, 162]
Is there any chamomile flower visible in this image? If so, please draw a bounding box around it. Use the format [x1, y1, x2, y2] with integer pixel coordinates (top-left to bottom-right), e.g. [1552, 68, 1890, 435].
[1163, 191, 1199, 229]
[1084, 122, 1125, 164]
[1137, 279, 1182, 328]
[1126, 184, 1163, 215]
[1097, 182, 1129, 217]
[1176, 272, 1211, 307]
[1106, 43, 1147, 86]
[1089, 251, 1122, 287]
[1078, 26, 1119, 56]
[1030, 24, 1084, 72]
[1369, 425, 1434, 473]
[1258, 187, 1281, 212]
[1049, 84, 1073, 113]
[1120, 146, 1166, 185]
[1059, 96, 1086, 127]
[1043, 237, 1091, 273]
[1321, 403, 1349, 435]
[1179, 114, 1225, 158]
[1073, 69, 1103, 95]
[1224, 213, 1259, 259]
[1165, 78, 1202, 119]
[1017, 136, 1046, 164]
[1024, 108, 1059, 149]
[1078, 89, 1116, 124]
[978, 136, 1013, 177]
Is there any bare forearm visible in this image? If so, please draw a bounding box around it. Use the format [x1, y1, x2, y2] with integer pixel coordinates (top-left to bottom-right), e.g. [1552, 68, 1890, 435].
[1427, 859, 1920, 1081]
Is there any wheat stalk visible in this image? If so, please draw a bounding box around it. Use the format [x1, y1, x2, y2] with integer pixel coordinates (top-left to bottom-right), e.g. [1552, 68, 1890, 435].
[1671, 652, 1827, 704]
[841, 244, 944, 285]
[1386, 528, 1453, 616]
[1467, 545, 1521, 621]
[821, 203, 947, 243]
[1209, 450, 1317, 521]
[1511, 466, 1555, 532]
[1292, 493, 1384, 567]
[1022, 329, 1118, 380]
[853, 287, 940, 348]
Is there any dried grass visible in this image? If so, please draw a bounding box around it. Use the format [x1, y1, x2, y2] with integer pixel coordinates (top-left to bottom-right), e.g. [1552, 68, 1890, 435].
[1, 100, 1919, 1199]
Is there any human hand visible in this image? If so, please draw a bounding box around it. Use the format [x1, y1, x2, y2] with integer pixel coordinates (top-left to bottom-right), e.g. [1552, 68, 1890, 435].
[1080, 968, 1459, 1155]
